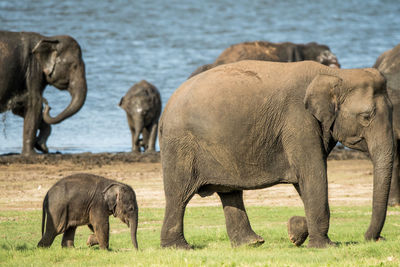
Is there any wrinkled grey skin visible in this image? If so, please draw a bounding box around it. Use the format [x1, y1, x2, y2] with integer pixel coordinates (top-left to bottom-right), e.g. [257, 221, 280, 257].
[373, 44, 400, 206]
[160, 61, 393, 249]
[189, 41, 340, 78]
[119, 80, 161, 152]
[0, 31, 88, 155]
[37, 173, 138, 250]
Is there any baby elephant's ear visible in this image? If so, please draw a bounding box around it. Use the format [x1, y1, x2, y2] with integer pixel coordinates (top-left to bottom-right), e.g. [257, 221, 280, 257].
[103, 184, 120, 216]
[304, 74, 342, 132]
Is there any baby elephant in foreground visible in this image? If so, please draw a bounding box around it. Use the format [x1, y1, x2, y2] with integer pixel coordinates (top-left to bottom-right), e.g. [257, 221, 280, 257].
[37, 174, 138, 250]
[119, 80, 162, 152]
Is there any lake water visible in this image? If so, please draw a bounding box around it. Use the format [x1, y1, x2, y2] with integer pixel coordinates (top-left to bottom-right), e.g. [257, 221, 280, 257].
[1, 0, 400, 154]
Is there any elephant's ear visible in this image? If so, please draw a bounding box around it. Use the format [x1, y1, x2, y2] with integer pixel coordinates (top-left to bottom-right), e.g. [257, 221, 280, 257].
[304, 74, 342, 139]
[32, 39, 59, 76]
[287, 46, 302, 62]
[103, 184, 120, 217]
[119, 96, 125, 108]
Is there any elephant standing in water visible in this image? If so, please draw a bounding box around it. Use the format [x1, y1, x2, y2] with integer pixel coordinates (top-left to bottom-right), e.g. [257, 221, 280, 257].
[119, 80, 161, 152]
[373, 43, 400, 206]
[37, 174, 138, 250]
[189, 41, 340, 77]
[160, 61, 393, 249]
[0, 31, 88, 155]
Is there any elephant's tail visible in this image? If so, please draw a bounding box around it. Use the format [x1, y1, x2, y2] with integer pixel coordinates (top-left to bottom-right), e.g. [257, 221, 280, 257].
[41, 194, 48, 237]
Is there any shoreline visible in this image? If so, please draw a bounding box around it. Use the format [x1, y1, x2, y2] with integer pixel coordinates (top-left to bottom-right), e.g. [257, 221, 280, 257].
[0, 146, 367, 165]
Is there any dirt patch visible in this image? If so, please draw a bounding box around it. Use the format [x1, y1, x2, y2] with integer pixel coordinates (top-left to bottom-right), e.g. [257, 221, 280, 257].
[0, 147, 374, 212]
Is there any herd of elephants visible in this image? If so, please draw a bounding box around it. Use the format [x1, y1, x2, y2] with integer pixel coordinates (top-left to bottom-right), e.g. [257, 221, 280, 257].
[1, 30, 400, 250]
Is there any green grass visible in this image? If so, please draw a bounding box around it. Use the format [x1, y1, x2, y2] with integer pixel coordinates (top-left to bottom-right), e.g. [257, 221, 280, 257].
[1, 206, 400, 266]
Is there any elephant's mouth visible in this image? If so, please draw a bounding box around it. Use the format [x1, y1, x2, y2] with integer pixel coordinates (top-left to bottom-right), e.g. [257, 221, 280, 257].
[53, 79, 69, 90]
[343, 136, 366, 151]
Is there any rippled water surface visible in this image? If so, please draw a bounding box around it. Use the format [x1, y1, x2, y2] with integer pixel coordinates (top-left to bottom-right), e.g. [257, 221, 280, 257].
[1, 0, 400, 153]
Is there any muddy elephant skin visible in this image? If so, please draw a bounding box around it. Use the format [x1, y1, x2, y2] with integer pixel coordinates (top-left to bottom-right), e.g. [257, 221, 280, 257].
[37, 173, 138, 250]
[373, 43, 400, 206]
[0, 31, 88, 155]
[119, 80, 162, 152]
[160, 60, 393, 249]
[189, 41, 340, 77]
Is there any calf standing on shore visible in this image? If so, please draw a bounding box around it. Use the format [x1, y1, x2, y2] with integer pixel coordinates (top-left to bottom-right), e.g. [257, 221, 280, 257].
[119, 80, 161, 152]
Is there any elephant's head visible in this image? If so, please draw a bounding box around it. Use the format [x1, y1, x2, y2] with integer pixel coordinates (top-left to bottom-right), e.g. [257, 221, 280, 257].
[304, 69, 394, 240]
[32, 35, 87, 124]
[301, 42, 341, 68]
[119, 82, 158, 127]
[103, 184, 139, 249]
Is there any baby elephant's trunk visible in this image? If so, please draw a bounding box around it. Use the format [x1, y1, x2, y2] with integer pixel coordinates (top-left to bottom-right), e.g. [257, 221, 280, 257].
[129, 211, 138, 249]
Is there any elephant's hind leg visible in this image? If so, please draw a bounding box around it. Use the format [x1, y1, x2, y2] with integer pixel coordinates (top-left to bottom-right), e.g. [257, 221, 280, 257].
[61, 226, 77, 248]
[389, 143, 400, 206]
[161, 193, 192, 249]
[218, 190, 264, 247]
[37, 224, 58, 248]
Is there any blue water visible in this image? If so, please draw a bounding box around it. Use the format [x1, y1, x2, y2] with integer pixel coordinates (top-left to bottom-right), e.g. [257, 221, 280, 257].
[1, 0, 400, 154]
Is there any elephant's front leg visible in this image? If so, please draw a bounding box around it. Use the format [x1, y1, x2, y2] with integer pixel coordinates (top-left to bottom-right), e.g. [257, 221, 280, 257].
[218, 191, 264, 247]
[388, 143, 400, 206]
[86, 224, 99, 247]
[297, 164, 333, 248]
[92, 219, 110, 250]
[147, 122, 158, 152]
[127, 115, 141, 152]
[22, 95, 42, 155]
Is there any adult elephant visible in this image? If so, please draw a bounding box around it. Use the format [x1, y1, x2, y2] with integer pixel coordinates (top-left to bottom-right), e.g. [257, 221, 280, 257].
[160, 61, 393, 249]
[374, 43, 400, 206]
[189, 41, 340, 77]
[0, 31, 88, 155]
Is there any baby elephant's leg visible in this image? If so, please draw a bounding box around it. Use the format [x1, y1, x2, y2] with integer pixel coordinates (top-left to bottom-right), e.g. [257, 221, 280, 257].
[86, 224, 99, 247]
[288, 216, 308, 246]
[92, 219, 110, 250]
[61, 226, 77, 248]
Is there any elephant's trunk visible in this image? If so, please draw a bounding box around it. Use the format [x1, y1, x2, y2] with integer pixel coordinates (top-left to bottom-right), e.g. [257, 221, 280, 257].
[43, 63, 87, 124]
[129, 209, 139, 250]
[364, 119, 394, 240]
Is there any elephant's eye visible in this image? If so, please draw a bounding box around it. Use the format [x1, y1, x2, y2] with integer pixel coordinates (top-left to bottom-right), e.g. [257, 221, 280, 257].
[360, 112, 371, 120]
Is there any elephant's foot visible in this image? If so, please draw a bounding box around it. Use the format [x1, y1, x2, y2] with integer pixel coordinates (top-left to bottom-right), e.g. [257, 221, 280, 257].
[388, 197, 400, 207]
[86, 234, 99, 247]
[21, 148, 37, 157]
[34, 140, 49, 154]
[161, 237, 192, 250]
[61, 240, 75, 248]
[307, 236, 335, 248]
[288, 216, 309, 246]
[231, 233, 265, 247]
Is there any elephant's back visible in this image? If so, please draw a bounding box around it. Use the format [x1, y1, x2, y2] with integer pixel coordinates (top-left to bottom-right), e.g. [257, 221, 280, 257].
[160, 60, 318, 142]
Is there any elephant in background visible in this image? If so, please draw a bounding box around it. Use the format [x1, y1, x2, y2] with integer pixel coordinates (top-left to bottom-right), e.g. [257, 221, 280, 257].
[160, 61, 393, 249]
[37, 173, 138, 250]
[189, 41, 340, 77]
[0, 31, 88, 155]
[373, 43, 400, 206]
[119, 80, 161, 152]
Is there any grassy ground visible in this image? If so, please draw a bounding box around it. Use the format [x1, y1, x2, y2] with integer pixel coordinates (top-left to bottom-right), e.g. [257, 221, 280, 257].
[1, 206, 400, 266]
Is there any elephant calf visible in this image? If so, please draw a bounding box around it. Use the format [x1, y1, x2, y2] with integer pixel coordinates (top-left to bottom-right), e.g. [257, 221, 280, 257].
[119, 80, 161, 152]
[37, 174, 138, 250]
